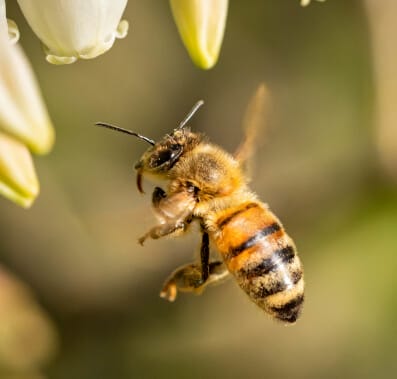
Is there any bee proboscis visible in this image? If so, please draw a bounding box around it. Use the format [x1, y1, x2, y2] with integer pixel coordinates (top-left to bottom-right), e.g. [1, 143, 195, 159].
[96, 85, 304, 323]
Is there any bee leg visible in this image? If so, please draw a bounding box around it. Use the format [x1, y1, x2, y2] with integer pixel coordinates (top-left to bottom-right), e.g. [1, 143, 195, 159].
[138, 188, 182, 244]
[198, 231, 210, 282]
[162, 230, 211, 288]
[160, 261, 229, 302]
[158, 231, 211, 298]
[138, 221, 185, 245]
[152, 186, 166, 208]
[139, 189, 195, 245]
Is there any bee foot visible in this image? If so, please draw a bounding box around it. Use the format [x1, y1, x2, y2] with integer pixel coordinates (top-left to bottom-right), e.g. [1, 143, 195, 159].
[138, 235, 147, 246]
[160, 281, 177, 302]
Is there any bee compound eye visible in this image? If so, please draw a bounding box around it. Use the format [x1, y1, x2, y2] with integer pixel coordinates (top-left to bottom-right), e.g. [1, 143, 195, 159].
[152, 144, 182, 168]
[155, 150, 173, 165]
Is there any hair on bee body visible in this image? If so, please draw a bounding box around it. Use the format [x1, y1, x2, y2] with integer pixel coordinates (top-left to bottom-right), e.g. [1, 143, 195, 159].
[95, 85, 305, 324]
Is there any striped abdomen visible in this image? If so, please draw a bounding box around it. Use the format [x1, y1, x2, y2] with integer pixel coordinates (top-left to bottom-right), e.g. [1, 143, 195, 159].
[212, 202, 304, 323]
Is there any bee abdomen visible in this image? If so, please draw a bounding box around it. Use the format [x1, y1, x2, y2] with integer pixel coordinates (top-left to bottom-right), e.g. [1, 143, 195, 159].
[237, 248, 304, 323]
[227, 222, 282, 258]
[213, 203, 304, 323]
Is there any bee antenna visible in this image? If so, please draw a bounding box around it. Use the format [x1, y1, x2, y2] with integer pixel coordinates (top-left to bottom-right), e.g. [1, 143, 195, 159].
[95, 122, 155, 146]
[177, 100, 204, 130]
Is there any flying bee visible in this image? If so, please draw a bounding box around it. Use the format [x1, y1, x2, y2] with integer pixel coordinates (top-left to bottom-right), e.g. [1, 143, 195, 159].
[96, 85, 304, 323]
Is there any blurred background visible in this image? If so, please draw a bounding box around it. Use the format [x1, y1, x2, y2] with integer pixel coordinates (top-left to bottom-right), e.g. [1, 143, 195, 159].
[1, 0, 397, 378]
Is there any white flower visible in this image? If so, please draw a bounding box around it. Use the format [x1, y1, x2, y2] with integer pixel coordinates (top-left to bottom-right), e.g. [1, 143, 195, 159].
[0, 30, 54, 154]
[0, 1, 54, 207]
[170, 0, 228, 70]
[6, 18, 20, 43]
[0, 0, 19, 42]
[16, 0, 129, 65]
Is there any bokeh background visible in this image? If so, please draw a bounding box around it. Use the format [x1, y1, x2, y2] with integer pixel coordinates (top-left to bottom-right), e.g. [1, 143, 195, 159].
[1, 0, 397, 378]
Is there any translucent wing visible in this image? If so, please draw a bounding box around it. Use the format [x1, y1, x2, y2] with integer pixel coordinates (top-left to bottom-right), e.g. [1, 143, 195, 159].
[234, 84, 270, 173]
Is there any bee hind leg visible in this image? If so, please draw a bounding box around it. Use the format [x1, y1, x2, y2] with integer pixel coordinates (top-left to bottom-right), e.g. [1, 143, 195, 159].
[160, 232, 229, 301]
[160, 261, 229, 302]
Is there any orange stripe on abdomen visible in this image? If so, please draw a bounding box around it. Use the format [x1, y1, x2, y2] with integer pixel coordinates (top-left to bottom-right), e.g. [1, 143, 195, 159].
[213, 202, 280, 256]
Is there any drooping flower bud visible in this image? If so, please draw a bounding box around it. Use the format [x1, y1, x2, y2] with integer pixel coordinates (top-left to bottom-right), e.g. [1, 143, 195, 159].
[170, 0, 228, 69]
[0, 0, 54, 207]
[0, 32, 54, 154]
[16, 0, 129, 64]
[301, 0, 326, 7]
[0, 132, 39, 208]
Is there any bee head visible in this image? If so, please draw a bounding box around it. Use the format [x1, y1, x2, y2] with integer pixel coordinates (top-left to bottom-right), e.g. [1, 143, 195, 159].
[133, 130, 184, 190]
[95, 100, 204, 193]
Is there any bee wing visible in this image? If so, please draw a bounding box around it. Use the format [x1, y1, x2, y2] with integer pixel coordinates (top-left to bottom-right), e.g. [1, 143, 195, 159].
[234, 84, 270, 171]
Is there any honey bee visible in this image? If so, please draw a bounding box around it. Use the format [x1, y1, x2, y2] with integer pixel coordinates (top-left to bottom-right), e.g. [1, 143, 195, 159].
[96, 85, 304, 323]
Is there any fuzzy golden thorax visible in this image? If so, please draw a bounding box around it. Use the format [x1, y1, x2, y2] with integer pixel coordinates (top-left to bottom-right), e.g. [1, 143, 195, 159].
[168, 142, 246, 202]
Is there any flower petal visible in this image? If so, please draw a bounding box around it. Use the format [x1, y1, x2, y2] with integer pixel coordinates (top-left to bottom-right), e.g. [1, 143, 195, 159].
[0, 0, 18, 43]
[7, 18, 20, 43]
[301, 0, 326, 6]
[0, 31, 55, 154]
[170, 0, 228, 69]
[0, 132, 39, 208]
[17, 0, 129, 64]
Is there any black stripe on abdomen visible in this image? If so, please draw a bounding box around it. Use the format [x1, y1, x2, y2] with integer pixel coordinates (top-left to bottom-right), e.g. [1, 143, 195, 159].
[227, 222, 281, 259]
[243, 245, 295, 279]
[270, 294, 304, 323]
[255, 269, 302, 297]
[217, 203, 258, 229]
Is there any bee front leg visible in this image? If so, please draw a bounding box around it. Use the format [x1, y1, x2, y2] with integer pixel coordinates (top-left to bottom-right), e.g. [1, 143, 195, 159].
[152, 186, 166, 208]
[139, 188, 195, 245]
[138, 221, 186, 245]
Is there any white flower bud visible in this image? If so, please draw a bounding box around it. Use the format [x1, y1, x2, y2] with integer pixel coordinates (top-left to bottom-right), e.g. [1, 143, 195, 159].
[0, 132, 39, 208]
[170, 0, 228, 70]
[16, 0, 129, 64]
[0, 0, 54, 207]
[0, 31, 55, 154]
[0, 0, 18, 42]
[301, 0, 326, 7]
